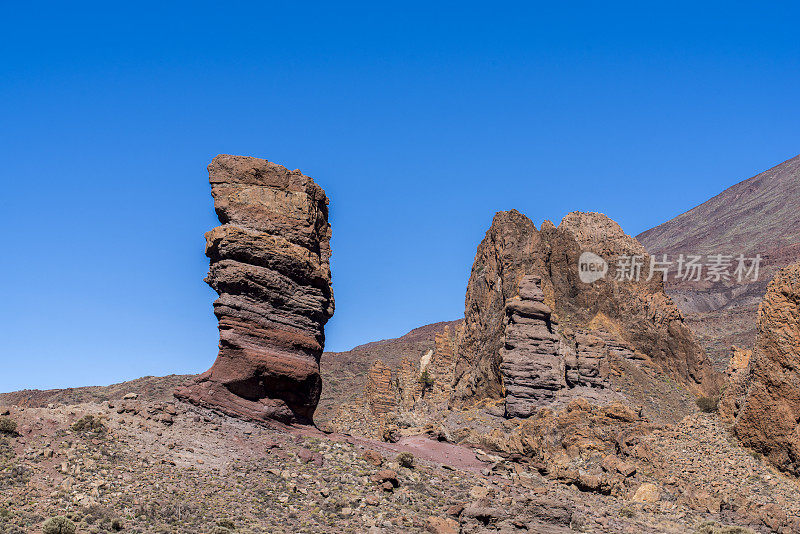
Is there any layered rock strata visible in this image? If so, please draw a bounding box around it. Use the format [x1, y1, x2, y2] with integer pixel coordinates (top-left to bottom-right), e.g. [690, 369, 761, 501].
[452, 210, 720, 412]
[723, 262, 800, 475]
[500, 275, 566, 417]
[364, 360, 395, 417]
[175, 155, 334, 424]
[566, 333, 610, 388]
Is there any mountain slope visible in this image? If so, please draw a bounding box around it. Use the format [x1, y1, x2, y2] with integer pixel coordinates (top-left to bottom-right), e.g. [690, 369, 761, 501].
[638, 154, 800, 258]
[638, 154, 800, 366]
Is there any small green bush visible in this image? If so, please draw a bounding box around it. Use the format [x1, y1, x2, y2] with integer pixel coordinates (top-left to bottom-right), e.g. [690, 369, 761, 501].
[696, 396, 719, 413]
[396, 451, 415, 468]
[70, 415, 105, 433]
[419, 370, 434, 389]
[217, 518, 236, 529]
[0, 417, 17, 435]
[618, 507, 635, 518]
[42, 516, 76, 534]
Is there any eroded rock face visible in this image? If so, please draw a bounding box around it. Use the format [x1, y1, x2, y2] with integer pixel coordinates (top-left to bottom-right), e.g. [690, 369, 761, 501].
[364, 360, 395, 417]
[452, 210, 720, 412]
[175, 155, 334, 424]
[500, 275, 566, 417]
[726, 263, 800, 475]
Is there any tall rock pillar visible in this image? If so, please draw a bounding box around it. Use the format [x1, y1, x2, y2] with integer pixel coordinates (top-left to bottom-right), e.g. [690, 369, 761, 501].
[175, 155, 334, 424]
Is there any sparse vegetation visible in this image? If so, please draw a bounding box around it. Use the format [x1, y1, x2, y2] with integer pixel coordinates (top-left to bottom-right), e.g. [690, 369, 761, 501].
[70, 415, 105, 434]
[217, 518, 236, 530]
[695, 520, 756, 534]
[0, 417, 17, 435]
[696, 396, 719, 413]
[618, 506, 636, 518]
[419, 369, 434, 390]
[747, 449, 763, 462]
[396, 451, 415, 468]
[42, 516, 76, 534]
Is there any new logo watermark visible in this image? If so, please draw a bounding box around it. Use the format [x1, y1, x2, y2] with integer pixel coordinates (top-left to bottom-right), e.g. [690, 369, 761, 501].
[578, 251, 608, 283]
[578, 252, 761, 284]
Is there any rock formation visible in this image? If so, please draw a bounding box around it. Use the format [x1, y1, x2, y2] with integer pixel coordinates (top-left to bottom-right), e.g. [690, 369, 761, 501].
[426, 324, 458, 401]
[717, 346, 752, 426]
[452, 210, 721, 413]
[500, 275, 566, 417]
[566, 333, 610, 388]
[723, 262, 800, 475]
[397, 357, 423, 409]
[364, 360, 395, 417]
[175, 155, 334, 424]
[326, 323, 460, 439]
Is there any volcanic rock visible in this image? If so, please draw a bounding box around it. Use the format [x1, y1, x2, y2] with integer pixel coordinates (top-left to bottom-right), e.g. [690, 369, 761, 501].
[500, 275, 566, 417]
[364, 360, 396, 417]
[452, 210, 720, 411]
[725, 262, 800, 475]
[175, 155, 334, 424]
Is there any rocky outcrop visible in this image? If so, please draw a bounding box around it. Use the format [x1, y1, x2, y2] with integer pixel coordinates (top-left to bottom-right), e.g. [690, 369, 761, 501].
[452, 210, 720, 412]
[566, 333, 610, 388]
[724, 262, 800, 475]
[718, 346, 752, 426]
[500, 275, 566, 417]
[429, 325, 457, 389]
[397, 357, 423, 409]
[364, 360, 396, 417]
[453, 211, 541, 403]
[175, 155, 334, 424]
[323, 323, 460, 439]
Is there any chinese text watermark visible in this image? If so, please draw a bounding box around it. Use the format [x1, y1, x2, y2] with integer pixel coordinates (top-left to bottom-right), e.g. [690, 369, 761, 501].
[579, 253, 761, 283]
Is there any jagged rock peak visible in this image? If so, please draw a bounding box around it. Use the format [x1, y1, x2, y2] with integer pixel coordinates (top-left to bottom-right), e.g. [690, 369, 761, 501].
[175, 154, 334, 425]
[452, 209, 720, 412]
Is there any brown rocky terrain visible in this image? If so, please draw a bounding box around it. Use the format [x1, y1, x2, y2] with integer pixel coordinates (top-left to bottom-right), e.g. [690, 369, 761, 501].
[638, 154, 800, 367]
[3, 381, 798, 533]
[0, 376, 190, 408]
[721, 261, 800, 476]
[452, 210, 721, 413]
[323, 323, 460, 441]
[175, 155, 334, 425]
[315, 321, 461, 430]
[315, 208, 773, 533]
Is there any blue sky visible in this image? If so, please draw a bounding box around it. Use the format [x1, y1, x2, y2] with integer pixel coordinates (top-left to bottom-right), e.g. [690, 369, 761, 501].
[2, 2, 799, 391]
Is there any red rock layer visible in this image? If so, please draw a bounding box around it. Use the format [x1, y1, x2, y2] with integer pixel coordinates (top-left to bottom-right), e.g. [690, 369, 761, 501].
[175, 155, 334, 424]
